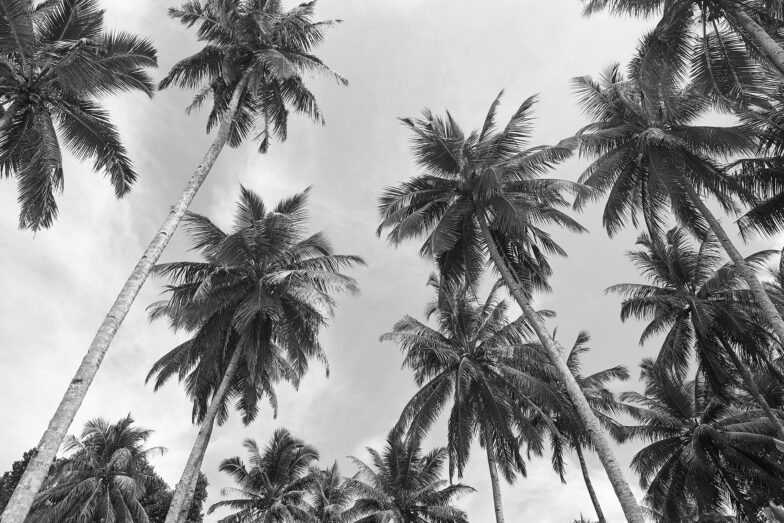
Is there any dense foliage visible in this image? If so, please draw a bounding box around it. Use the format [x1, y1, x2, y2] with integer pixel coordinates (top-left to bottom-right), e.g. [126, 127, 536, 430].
[4, 0, 784, 522]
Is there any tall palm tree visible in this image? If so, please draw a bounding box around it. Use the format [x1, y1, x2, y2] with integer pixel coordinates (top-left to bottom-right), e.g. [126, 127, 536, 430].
[148, 186, 363, 522]
[382, 276, 561, 523]
[7, 3, 347, 520]
[0, 0, 157, 231]
[543, 332, 630, 523]
[207, 429, 319, 522]
[28, 414, 164, 523]
[376, 93, 646, 522]
[620, 359, 784, 521]
[608, 227, 784, 438]
[310, 462, 355, 523]
[346, 431, 473, 523]
[582, 0, 784, 78]
[571, 38, 784, 354]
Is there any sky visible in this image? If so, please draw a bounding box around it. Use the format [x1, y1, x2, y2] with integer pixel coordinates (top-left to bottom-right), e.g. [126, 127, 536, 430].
[1, 1, 781, 522]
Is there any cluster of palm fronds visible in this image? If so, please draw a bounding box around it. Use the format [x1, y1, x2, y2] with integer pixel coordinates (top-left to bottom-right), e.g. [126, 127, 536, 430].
[206, 428, 472, 523]
[4, 0, 784, 522]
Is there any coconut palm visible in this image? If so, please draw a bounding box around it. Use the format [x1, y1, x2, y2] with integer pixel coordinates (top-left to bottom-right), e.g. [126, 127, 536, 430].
[543, 332, 630, 523]
[346, 431, 473, 523]
[0, 0, 157, 231]
[620, 359, 784, 521]
[1, 0, 158, 515]
[382, 276, 561, 523]
[376, 93, 646, 522]
[581, 0, 784, 80]
[608, 227, 784, 439]
[310, 462, 355, 523]
[28, 414, 164, 523]
[571, 36, 784, 356]
[147, 186, 363, 522]
[10, 4, 347, 519]
[207, 429, 319, 522]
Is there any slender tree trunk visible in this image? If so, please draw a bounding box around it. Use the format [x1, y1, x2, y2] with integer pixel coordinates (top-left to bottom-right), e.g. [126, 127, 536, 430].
[0, 99, 22, 131]
[165, 347, 243, 523]
[176, 462, 203, 523]
[476, 214, 645, 523]
[685, 185, 784, 350]
[719, 338, 784, 439]
[575, 442, 607, 523]
[0, 76, 250, 523]
[717, 0, 784, 76]
[482, 422, 505, 523]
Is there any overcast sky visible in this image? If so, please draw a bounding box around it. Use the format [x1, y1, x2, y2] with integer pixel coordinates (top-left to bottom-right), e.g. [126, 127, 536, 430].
[2, 1, 781, 521]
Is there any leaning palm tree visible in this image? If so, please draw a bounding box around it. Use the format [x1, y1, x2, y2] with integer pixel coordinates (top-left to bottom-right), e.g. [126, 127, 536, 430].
[207, 429, 319, 522]
[582, 0, 784, 78]
[572, 36, 784, 352]
[148, 186, 363, 522]
[376, 93, 646, 522]
[310, 462, 355, 523]
[0, 0, 157, 231]
[28, 414, 164, 523]
[11, 2, 348, 521]
[608, 227, 784, 438]
[382, 276, 561, 523]
[346, 431, 472, 523]
[544, 332, 630, 523]
[621, 360, 784, 521]
[0, 0, 159, 517]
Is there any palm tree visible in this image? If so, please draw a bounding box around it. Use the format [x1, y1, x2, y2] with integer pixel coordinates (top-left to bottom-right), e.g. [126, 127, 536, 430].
[8, 3, 347, 519]
[207, 429, 319, 522]
[0, 0, 157, 231]
[28, 414, 164, 522]
[620, 359, 784, 521]
[581, 0, 784, 79]
[148, 186, 363, 522]
[571, 39, 784, 355]
[608, 227, 784, 438]
[310, 462, 355, 523]
[382, 276, 561, 523]
[376, 93, 646, 522]
[544, 332, 630, 523]
[346, 431, 473, 523]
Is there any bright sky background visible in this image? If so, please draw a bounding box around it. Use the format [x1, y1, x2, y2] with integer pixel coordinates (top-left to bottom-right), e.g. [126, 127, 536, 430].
[2, 1, 781, 522]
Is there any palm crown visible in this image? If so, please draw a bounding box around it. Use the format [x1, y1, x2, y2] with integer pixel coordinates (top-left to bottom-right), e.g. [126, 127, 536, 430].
[147, 187, 364, 425]
[609, 227, 776, 390]
[546, 332, 630, 468]
[30, 415, 164, 523]
[582, 0, 783, 106]
[620, 360, 784, 521]
[346, 431, 473, 523]
[208, 429, 320, 522]
[310, 462, 355, 523]
[382, 276, 561, 481]
[573, 57, 756, 238]
[0, 0, 157, 230]
[161, 0, 347, 153]
[377, 93, 584, 291]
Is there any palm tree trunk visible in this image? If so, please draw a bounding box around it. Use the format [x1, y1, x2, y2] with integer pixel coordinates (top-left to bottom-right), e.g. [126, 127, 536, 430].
[719, 338, 784, 439]
[0, 99, 22, 130]
[176, 464, 202, 523]
[0, 76, 250, 523]
[482, 422, 505, 523]
[574, 442, 607, 523]
[716, 0, 784, 76]
[165, 347, 243, 523]
[685, 185, 784, 352]
[476, 214, 645, 523]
